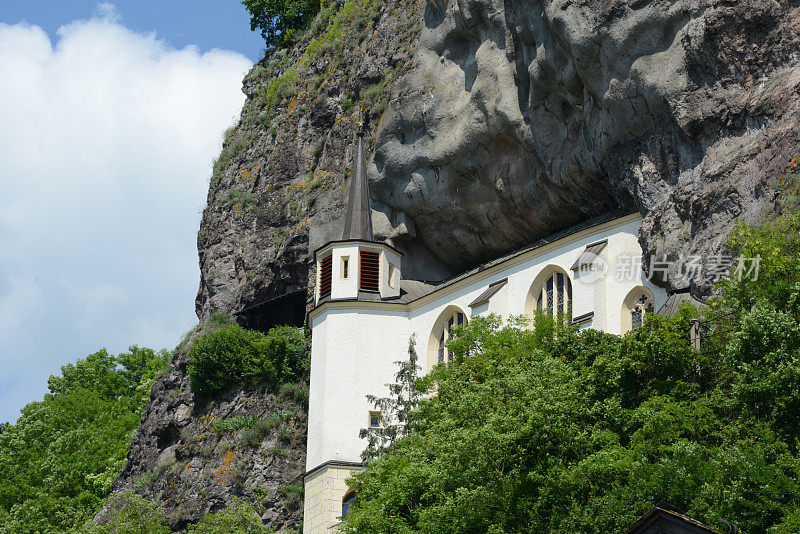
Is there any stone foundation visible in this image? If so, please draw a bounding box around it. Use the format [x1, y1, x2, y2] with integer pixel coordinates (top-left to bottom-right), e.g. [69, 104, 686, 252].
[303, 463, 362, 533]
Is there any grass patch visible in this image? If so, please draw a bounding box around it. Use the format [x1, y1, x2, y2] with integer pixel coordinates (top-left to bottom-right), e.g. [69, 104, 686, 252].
[214, 415, 260, 435]
[280, 382, 309, 407]
[281, 483, 304, 511]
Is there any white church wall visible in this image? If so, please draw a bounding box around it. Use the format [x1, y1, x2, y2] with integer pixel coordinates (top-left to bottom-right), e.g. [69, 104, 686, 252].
[593, 218, 668, 334]
[306, 306, 410, 471]
[330, 244, 360, 300]
[305, 213, 669, 480]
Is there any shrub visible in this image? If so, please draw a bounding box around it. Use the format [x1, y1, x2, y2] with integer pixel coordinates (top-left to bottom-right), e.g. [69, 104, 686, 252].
[280, 483, 304, 511]
[263, 326, 310, 384]
[188, 325, 278, 397]
[186, 498, 273, 533]
[279, 382, 309, 406]
[90, 491, 170, 533]
[239, 427, 262, 448]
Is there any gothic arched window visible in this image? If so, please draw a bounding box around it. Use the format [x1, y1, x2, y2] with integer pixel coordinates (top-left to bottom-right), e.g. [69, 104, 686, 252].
[535, 269, 573, 320]
[342, 491, 356, 518]
[437, 310, 466, 364]
[622, 287, 655, 333]
[427, 307, 468, 370]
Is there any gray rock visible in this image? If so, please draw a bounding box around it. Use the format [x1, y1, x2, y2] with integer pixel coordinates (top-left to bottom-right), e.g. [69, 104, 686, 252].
[371, 0, 799, 293]
[197, 0, 800, 321]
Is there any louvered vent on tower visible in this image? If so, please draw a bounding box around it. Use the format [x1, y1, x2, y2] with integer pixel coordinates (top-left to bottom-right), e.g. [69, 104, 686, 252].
[319, 255, 332, 297]
[359, 251, 379, 292]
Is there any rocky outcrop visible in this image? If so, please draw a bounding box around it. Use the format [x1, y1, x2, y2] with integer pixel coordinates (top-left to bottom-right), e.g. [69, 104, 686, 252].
[103, 333, 307, 531]
[372, 0, 800, 292]
[196, 0, 800, 322]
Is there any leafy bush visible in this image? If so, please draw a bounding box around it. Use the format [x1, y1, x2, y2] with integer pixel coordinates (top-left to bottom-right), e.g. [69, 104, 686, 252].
[188, 325, 308, 397]
[88, 491, 170, 534]
[187, 498, 274, 533]
[280, 484, 304, 512]
[263, 326, 310, 384]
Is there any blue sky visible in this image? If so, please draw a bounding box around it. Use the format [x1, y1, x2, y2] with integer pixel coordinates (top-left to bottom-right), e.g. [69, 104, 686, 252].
[3, 0, 266, 61]
[0, 3, 256, 423]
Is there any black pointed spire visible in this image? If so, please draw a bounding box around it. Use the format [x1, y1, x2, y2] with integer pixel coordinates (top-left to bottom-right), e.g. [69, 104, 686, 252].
[342, 131, 373, 241]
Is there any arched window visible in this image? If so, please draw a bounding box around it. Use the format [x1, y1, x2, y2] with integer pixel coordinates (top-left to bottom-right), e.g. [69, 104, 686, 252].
[438, 310, 466, 364]
[427, 306, 468, 370]
[533, 268, 573, 320]
[622, 287, 655, 333]
[342, 491, 356, 518]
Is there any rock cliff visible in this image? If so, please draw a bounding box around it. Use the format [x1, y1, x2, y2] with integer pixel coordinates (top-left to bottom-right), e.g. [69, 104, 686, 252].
[197, 0, 800, 322]
[103, 327, 307, 531]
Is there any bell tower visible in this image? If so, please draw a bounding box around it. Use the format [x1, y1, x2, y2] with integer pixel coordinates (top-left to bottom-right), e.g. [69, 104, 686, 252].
[314, 131, 402, 305]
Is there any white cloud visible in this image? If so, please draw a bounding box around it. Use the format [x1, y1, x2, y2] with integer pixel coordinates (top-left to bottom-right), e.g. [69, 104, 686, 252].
[0, 7, 252, 422]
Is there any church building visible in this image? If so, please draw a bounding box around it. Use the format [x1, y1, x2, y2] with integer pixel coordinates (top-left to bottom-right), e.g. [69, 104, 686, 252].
[302, 134, 670, 532]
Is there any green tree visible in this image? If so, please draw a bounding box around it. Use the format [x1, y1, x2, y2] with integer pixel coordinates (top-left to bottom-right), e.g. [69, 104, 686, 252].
[242, 0, 321, 50]
[359, 336, 422, 461]
[341, 308, 800, 533]
[0, 348, 168, 533]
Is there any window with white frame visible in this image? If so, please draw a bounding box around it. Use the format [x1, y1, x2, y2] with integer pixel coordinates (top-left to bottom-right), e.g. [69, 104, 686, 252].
[368, 411, 382, 429]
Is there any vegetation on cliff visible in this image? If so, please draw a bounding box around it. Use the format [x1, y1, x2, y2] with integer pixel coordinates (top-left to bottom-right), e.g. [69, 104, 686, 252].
[188, 323, 309, 397]
[0, 347, 169, 533]
[0, 319, 311, 533]
[341, 172, 800, 533]
[94, 321, 310, 532]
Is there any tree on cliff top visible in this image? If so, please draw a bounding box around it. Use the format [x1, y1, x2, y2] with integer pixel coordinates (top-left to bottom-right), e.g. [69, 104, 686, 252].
[242, 0, 320, 50]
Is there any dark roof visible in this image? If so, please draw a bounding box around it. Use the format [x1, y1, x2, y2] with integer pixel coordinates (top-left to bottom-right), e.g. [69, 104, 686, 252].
[314, 279, 438, 306]
[624, 506, 720, 534]
[468, 278, 508, 307]
[342, 132, 373, 241]
[408, 209, 635, 300]
[656, 288, 706, 317]
[571, 311, 594, 325]
[312, 209, 636, 310]
[570, 239, 608, 270]
[313, 238, 404, 259]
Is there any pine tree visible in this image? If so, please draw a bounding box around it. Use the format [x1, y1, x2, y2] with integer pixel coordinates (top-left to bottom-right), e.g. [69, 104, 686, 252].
[359, 335, 421, 461]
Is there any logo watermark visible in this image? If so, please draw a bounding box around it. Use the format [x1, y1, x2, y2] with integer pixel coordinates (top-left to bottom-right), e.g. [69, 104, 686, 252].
[576, 254, 761, 285]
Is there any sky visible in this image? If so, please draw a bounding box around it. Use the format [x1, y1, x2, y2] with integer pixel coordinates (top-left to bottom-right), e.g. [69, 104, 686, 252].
[0, 3, 256, 423]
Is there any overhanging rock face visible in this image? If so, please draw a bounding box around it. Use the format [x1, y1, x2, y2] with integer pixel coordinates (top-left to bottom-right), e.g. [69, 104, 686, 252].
[196, 0, 800, 322]
[370, 0, 800, 294]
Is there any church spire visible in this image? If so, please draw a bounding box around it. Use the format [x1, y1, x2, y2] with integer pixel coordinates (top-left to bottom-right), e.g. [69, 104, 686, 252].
[342, 131, 373, 241]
